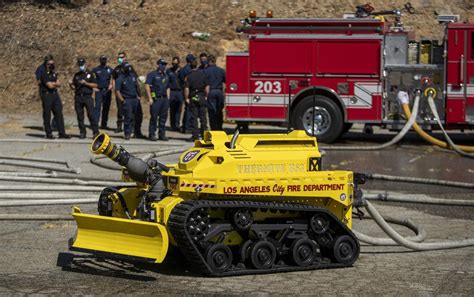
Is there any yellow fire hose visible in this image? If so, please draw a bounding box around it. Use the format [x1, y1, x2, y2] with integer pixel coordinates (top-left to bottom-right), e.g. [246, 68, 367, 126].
[401, 88, 474, 153]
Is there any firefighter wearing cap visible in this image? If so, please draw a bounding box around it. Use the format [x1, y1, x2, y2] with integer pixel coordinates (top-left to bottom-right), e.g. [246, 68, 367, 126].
[36, 54, 58, 131]
[205, 55, 226, 130]
[184, 59, 209, 142]
[112, 52, 139, 133]
[178, 53, 195, 134]
[115, 62, 143, 140]
[145, 59, 170, 141]
[38, 56, 69, 139]
[92, 55, 113, 129]
[69, 58, 99, 139]
[167, 56, 183, 132]
[199, 52, 208, 70]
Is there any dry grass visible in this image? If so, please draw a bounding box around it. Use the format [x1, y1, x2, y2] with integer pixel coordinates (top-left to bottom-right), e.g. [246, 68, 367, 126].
[1, 0, 472, 114]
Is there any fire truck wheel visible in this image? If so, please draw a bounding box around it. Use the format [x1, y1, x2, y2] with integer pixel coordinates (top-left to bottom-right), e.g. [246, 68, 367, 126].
[292, 96, 343, 143]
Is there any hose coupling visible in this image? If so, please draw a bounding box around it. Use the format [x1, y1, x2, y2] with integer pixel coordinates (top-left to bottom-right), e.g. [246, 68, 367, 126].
[377, 192, 388, 201]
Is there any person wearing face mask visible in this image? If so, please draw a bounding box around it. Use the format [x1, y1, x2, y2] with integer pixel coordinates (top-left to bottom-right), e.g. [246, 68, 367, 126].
[145, 58, 171, 141]
[205, 55, 226, 130]
[112, 51, 138, 133]
[199, 52, 208, 71]
[115, 62, 143, 140]
[68, 58, 99, 139]
[92, 55, 113, 129]
[38, 57, 69, 139]
[167, 56, 183, 132]
[36, 54, 58, 131]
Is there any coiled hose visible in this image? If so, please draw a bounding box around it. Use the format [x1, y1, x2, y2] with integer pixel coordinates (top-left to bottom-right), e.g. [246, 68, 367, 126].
[366, 173, 474, 189]
[363, 190, 474, 206]
[353, 215, 426, 245]
[320, 91, 420, 151]
[362, 200, 474, 251]
[426, 94, 474, 157]
[402, 91, 474, 154]
[0, 175, 133, 187]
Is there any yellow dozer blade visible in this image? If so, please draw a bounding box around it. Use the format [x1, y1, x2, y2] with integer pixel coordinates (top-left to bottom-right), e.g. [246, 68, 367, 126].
[71, 207, 169, 263]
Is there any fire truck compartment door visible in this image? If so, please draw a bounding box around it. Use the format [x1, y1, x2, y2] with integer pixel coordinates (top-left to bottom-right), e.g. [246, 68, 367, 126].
[225, 53, 250, 119]
[249, 78, 288, 120]
[466, 29, 474, 122]
[446, 26, 474, 123]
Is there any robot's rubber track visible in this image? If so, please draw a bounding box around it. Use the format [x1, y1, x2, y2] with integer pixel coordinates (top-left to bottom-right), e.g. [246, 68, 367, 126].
[168, 200, 359, 276]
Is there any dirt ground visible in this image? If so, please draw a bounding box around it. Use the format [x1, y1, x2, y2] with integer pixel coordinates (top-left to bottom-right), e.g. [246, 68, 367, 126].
[1, 0, 473, 114]
[0, 113, 473, 295]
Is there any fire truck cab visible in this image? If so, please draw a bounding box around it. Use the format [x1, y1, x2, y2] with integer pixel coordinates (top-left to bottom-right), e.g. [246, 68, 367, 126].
[225, 14, 474, 142]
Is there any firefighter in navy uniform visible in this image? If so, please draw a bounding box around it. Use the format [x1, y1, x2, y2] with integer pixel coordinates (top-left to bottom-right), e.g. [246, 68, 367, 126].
[198, 52, 208, 70]
[36, 54, 58, 131]
[205, 55, 226, 130]
[184, 59, 209, 142]
[167, 56, 183, 132]
[145, 59, 171, 141]
[112, 52, 140, 133]
[68, 58, 99, 139]
[38, 57, 69, 139]
[115, 62, 143, 140]
[92, 55, 113, 129]
[178, 53, 196, 134]
[36, 55, 51, 96]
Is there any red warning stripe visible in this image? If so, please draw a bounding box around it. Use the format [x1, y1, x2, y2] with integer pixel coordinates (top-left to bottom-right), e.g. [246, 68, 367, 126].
[180, 183, 216, 188]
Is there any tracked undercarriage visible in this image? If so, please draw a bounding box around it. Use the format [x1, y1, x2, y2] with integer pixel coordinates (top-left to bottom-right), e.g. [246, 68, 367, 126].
[168, 200, 359, 276]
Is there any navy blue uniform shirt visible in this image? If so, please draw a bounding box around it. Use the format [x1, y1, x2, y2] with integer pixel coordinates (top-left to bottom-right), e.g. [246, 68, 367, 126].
[39, 70, 58, 93]
[145, 70, 169, 97]
[116, 73, 139, 99]
[166, 67, 181, 91]
[35, 64, 46, 81]
[178, 64, 192, 87]
[92, 65, 113, 89]
[205, 65, 226, 89]
[112, 64, 137, 80]
[72, 70, 97, 96]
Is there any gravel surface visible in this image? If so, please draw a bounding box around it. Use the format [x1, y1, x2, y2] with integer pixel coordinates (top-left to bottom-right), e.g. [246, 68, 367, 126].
[0, 114, 473, 295]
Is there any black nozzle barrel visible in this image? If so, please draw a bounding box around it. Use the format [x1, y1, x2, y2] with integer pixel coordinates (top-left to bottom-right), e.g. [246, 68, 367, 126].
[92, 133, 130, 166]
[91, 133, 149, 183]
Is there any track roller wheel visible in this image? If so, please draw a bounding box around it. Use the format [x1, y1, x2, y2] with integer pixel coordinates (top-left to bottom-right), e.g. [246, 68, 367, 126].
[310, 213, 330, 234]
[290, 238, 319, 267]
[205, 243, 233, 273]
[239, 240, 253, 263]
[249, 240, 276, 270]
[332, 235, 358, 265]
[187, 208, 210, 242]
[230, 208, 253, 231]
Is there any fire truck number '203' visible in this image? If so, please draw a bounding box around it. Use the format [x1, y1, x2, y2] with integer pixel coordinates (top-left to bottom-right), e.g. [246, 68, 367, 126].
[225, 11, 474, 143]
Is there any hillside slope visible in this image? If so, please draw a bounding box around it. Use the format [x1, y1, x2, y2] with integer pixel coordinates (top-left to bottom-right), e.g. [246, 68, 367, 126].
[1, 0, 473, 113]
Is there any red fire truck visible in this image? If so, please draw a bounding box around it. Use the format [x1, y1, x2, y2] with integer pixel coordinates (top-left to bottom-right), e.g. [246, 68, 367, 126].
[225, 8, 474, 142]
